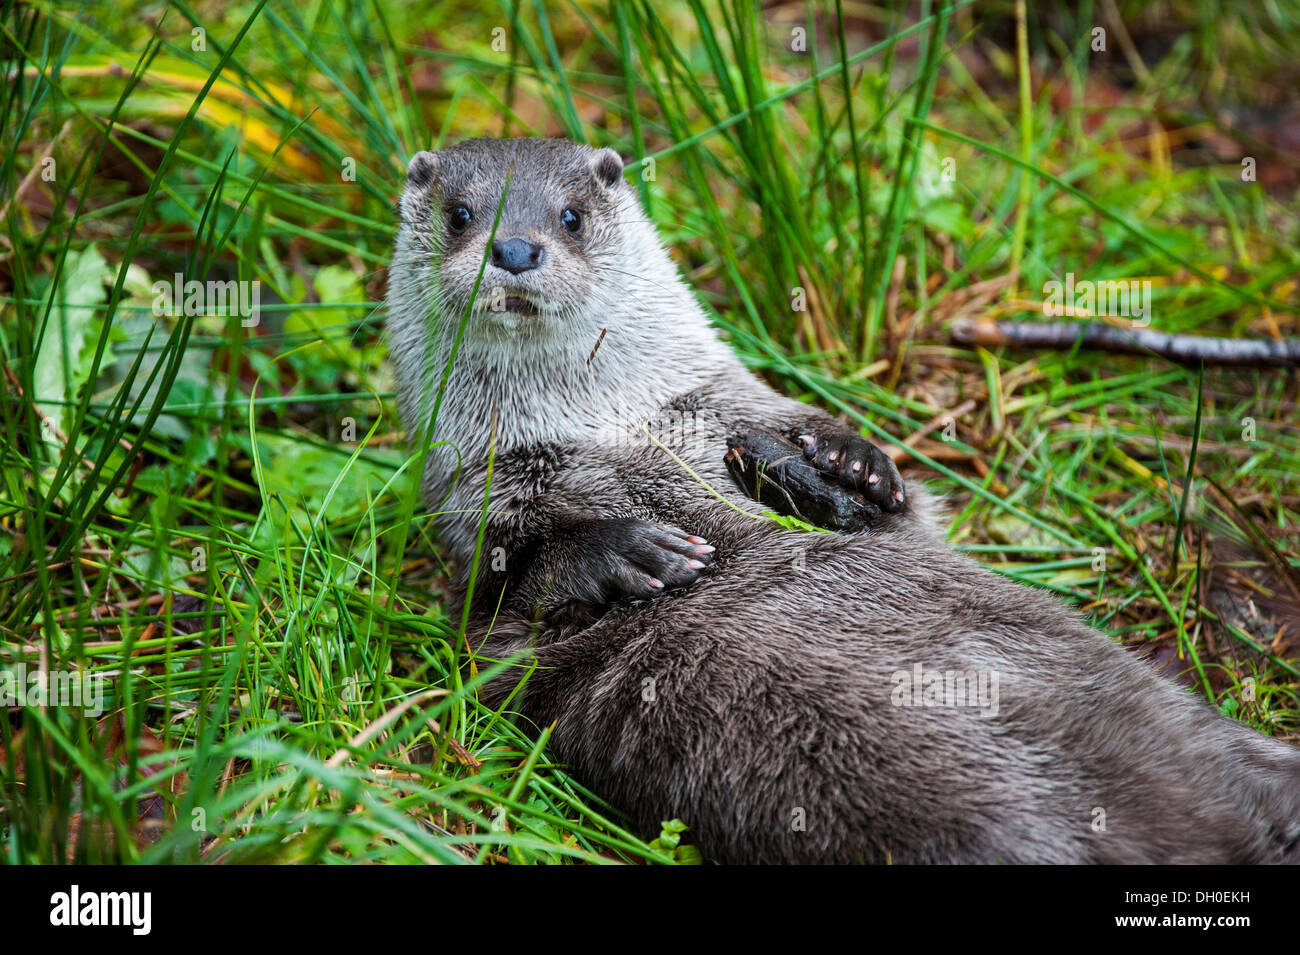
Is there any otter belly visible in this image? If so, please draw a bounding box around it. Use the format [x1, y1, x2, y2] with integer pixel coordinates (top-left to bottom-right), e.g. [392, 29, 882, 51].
[489, 524, 1300, 864]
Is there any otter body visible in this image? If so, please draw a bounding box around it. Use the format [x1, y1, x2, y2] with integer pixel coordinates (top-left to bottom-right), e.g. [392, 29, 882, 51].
[387, 137, 1300, 863]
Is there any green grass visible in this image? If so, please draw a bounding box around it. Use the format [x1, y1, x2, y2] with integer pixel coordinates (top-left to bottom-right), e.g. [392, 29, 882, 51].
[1, 0, 1297, 864]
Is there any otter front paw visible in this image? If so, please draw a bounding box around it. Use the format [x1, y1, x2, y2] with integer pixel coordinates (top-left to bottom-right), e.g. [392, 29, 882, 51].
[796, 431, 905, 512]
[725, 428, 879, 531]
[581, 518, 715, 602]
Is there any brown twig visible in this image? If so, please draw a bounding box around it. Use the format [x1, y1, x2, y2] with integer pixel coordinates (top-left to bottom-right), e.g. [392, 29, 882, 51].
[952, 318, 1300, 368]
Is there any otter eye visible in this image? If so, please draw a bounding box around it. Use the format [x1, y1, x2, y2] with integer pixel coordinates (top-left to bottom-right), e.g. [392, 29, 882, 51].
[447, 204, 472, 234]
[560, 207, 582, 234]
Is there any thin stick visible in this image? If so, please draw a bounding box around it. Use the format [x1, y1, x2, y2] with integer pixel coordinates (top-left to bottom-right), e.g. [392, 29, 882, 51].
[952, 318, 1300, 369]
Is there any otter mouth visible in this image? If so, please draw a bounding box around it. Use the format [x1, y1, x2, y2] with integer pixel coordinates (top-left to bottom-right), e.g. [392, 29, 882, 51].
[472, 290, 544, 320]
[504, 295, 540, 317]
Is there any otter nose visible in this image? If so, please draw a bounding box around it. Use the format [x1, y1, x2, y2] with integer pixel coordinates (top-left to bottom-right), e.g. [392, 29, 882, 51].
[491, 237, 545, 274]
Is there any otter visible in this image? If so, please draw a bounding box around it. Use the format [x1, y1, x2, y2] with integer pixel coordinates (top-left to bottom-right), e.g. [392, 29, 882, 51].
[386, 137, 1300, 864]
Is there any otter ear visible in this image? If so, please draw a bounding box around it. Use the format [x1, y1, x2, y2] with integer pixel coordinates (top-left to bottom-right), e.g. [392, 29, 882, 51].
[590, 148, 625, 189]
[400, 151, 441, 224]
[406, 150, 440, 190]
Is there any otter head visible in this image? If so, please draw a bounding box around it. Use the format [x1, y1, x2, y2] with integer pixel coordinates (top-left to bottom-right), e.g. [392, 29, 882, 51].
[399, 138, 631, 338]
